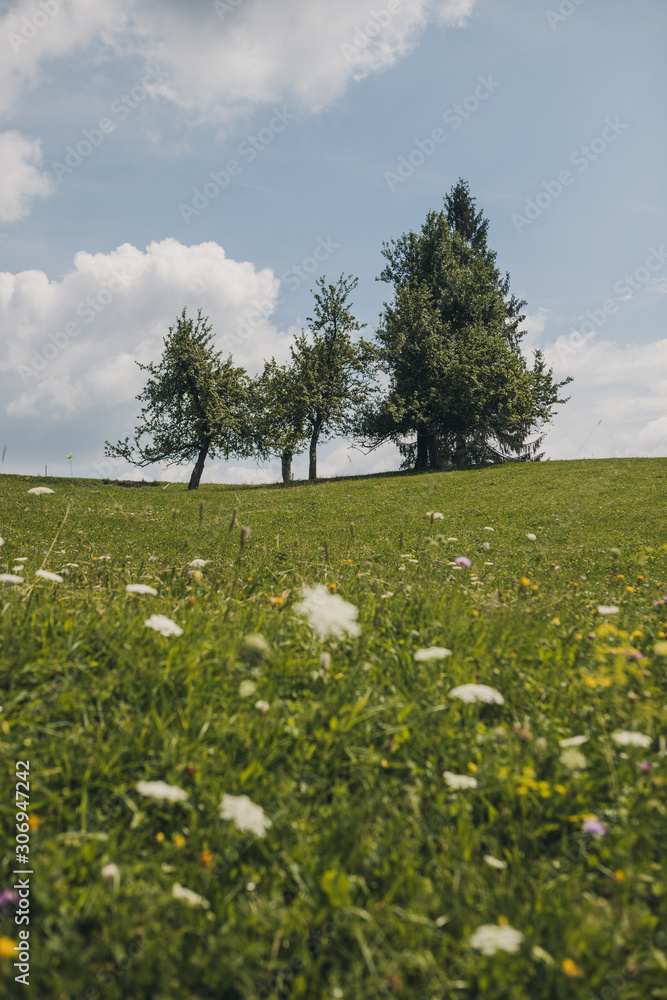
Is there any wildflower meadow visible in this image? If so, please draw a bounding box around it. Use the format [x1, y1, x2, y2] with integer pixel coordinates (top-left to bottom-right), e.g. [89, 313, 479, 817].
[1, 457, 666, 999]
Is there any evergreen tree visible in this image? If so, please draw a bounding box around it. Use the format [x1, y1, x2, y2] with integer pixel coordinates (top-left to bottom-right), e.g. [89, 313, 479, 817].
[105, 308, 252, 489]
[359, 182, 571, 468]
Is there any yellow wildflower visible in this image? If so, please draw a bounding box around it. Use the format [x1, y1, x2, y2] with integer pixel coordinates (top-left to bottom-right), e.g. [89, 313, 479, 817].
[562, 958, 583, 978]
[0, 938, 17, 959]
[520, 577, 531, 587]
[173, 834, 186, 849]
[614, 869, 625, 882]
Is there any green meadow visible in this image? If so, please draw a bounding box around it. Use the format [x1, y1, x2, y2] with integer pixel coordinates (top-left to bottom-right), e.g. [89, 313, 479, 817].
[1, 457, 666, 999]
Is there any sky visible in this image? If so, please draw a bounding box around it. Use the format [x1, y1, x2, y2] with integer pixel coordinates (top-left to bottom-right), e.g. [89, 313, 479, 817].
[0, 0, 665, 484]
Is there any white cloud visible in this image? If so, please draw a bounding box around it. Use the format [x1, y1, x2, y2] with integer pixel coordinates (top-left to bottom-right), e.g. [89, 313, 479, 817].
[0, 237, 288, 421]
[0, 0, 476, 128]
[0, 130, 54, 222]
[522, 311, 667, 460]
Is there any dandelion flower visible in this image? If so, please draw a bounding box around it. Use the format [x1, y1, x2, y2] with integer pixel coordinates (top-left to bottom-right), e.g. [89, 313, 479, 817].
[255, 700, 270, 714]
[188, 559, 208, 568]
[144, 614, 183, 637]
[558, 734, 589, 748]
[449, 683, 504, 705]
[294, 583, 360, 640]
[444, 772, 478, 790]
[172, 883, 210, 909]
[484, 855, 507, 870]
[35, 570, 63, 583]
[239, 680, 257, 698]
[27, 487, 54, 495]
[455, 556, 471, 568]
[0, 937, 18, 959]
[610, 730, 652, 749]
[562, 958, 583, 978]
[219, 793, 271, 837]
[126, 584, 158, 596]
[0, 574, 23, 584]
[469, 923, 524, 956]
[414, 646, 452, 661]
[135, 780, 188, 802]
[597, 606, 619, 615]
[526, 533, 537, 541]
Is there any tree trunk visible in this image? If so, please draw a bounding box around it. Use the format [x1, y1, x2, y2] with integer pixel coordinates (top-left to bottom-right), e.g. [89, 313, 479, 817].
[281, 449, 292, 484]
[308, 420, 321, 481]
[188, 438, 210, 490]
[426, 432, 439, 470]
[453, 434, 467, 467]
[415, 425, 429, 471]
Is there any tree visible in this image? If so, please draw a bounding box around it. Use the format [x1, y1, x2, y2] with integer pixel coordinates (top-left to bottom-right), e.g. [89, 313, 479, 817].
[286, 275, 375, 480]
[249, 359, 309, 484]
[105, 308, 252, 489]
[358, 181, 571, 468]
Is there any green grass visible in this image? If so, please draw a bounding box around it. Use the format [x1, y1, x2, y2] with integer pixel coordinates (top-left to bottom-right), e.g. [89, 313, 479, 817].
[1, 458, 667, 999]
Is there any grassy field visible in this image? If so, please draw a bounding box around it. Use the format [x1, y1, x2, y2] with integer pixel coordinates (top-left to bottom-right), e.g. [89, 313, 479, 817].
[1, 458, 666, 999]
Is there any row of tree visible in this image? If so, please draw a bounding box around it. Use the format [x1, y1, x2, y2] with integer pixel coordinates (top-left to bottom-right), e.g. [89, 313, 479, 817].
[105, 180, 571, 489]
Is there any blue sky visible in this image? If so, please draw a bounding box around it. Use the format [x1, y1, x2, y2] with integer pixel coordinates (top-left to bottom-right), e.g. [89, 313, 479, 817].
[0, 0, 665, 483]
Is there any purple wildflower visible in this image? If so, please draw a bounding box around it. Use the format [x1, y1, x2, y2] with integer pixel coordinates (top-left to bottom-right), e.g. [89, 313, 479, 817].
[0, 888, 18, 910]
[455, 556, 471, 568]
[653, 600, 663, 608]
[583, 819, 607, 836]
[640, 761, 651, 774]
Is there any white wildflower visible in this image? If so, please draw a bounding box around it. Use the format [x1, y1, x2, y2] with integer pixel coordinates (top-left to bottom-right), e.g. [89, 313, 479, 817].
[0, 574, 24, 584]
[449, 683, 504, 705]
[27, 487, 54, 495]
[414, 647, 452, 661]
[219, 793, 271, 837]
[526, 533, 537, 541]
[101, 863, 120, 888]
[426, 511, 444, 519]
[189, 559, 208, 567]
[559, 734, 589, 748]
[447, 537, 458, 542]
[64, 563, 79, 568]
[469, 923, 524, 956]
[597, 606, 619, 615]
[484, 526, 494, 531]
[35, 569, 63, 583]
[144, 614, 183, 637]
[610, 730, 652, 749]
[126, 584, 158, 595]
[294, 583, 360, 640]
[239, 680, 257, 698]
[0, 537, 3, 545]
[13, 557, 27, 562]
[444, 771, 478, 790]
[560, 748, 588, 771]
[172, 883, 210, 909]
[484, 855, 507, 870]
[255, 700, 270, 714]
[135, 780, 188, 803]
[483, 542, 491, 550]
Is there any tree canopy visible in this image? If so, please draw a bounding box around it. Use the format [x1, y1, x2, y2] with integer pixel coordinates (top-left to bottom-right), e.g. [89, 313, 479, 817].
[357, 180, 571, 468]
[105, 308, 252, 489]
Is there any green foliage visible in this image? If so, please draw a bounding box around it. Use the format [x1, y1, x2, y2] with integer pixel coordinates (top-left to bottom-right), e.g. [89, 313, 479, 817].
[361, 181, 571, 468]
[1, 459, 667, 998]
[105, 308, 252, 489]
[288, 275, 376, 479]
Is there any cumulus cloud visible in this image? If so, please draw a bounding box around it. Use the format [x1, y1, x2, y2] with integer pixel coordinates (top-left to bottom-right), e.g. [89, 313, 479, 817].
[521, 310, 667, 460]
[0, 130, 54, 222]
[1, 0, 476, 128]
[0, 237, 287, 422]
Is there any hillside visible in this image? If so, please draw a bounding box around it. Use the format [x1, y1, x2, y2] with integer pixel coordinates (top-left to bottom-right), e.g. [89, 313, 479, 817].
[1, 458, 666, 999]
